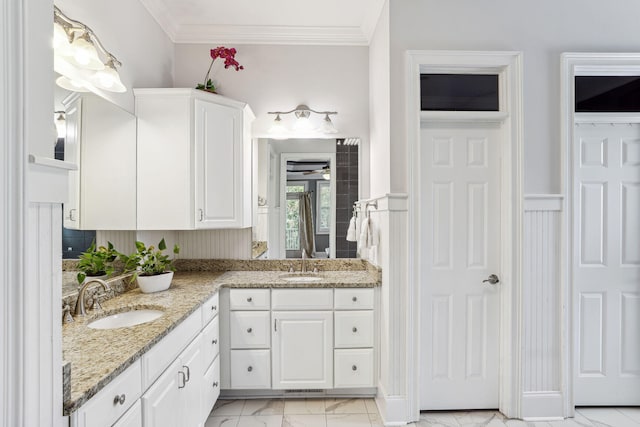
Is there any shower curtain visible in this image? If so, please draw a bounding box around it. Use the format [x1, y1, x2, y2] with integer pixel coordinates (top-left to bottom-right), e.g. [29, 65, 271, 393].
[299, 191, 315, 258]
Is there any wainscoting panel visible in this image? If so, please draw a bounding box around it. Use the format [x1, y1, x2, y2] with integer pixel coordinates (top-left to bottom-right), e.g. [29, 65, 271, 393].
[177, 229, 252, 259]
[522, 195, 564, 419]
[96, 230, 137, 255]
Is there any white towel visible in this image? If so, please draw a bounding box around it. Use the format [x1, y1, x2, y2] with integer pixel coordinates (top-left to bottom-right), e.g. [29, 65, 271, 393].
[346, 216, 357, 241]
[359, 217, 371, 249]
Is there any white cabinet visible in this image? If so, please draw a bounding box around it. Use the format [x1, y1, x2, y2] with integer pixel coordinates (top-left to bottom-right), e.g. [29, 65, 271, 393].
[113, 401, 142, 427]
[62, 93, 137, 230]
[272, 311, 333, 389]
[222, 287, 376, 392]
[141, 358, 182, 427]
[70, 360, 142, 427]
[135, 88, 254, 230]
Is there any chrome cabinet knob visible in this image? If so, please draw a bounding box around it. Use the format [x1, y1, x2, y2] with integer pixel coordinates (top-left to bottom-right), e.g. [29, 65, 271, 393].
[352, 296, 358, 302]
[113, 394, 126, 405]
[352, 365, 358, 371]
[352, 327, 358, 333]
[247, 327, 252, 333]
[247, 296, 253, 302]
[247, 366, 253, 372]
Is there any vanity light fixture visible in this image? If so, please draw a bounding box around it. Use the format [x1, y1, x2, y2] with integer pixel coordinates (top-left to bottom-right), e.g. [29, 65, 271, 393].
[54, 6, 126, 93]
[268, 104, 338, 135]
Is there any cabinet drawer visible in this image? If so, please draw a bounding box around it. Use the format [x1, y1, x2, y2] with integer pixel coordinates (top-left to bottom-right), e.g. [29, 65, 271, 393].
[202, 292, 219, 325]
[334, 289, 374, 310]
[230, 289, 270, 310]
[202, 356, 220, 420]
[202, 315, 220, 368]
[334, 349, 374, 388]
[334, 311, 374, 348]
[230, 349, 271, 389]
[271, 289, 333, 310]
[73, 360, 142, 427]
[230, 311, 270, 348]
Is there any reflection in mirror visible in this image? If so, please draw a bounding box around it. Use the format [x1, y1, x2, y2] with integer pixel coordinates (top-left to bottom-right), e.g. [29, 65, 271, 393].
[55, 81, 136, 297]
[254, 138, 359, 259]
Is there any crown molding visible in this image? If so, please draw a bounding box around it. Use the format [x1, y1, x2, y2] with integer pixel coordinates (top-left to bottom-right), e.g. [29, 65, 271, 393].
[172, 24, 369, 45]
[137, 0, 180, 41]
[360, 0, 386, 42]
[138, 0, 383, 45]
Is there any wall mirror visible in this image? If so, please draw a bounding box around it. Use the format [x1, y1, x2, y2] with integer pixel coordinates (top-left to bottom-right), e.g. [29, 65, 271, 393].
[254, 138, 359, 259]
[55, 82, 136, 298]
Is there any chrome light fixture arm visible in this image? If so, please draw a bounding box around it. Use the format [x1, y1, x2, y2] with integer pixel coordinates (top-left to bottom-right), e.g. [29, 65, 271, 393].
[54, 6, 122, 67]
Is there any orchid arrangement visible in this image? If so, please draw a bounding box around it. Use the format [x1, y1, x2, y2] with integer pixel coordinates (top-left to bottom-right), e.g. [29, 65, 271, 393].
[196, 46, 244, 93]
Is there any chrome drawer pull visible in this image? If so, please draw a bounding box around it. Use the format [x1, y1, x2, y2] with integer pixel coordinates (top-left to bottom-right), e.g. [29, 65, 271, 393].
[212, 305, 217, 311]
[183, 365, 190, 382]
[213, 381, 219, 388]
[212, 339, 218, 345]
[113, 394, 126, 405]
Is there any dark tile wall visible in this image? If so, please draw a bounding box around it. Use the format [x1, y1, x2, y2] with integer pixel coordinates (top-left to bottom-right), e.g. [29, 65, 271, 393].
[335, 141, 358, 258]
[62, 224, 96, 259]
[57, 137, 96, 259]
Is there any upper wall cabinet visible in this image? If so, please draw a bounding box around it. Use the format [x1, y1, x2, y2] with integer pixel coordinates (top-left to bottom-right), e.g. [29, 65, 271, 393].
[135, 89, 254, 230]
[63, 93, 137, 230]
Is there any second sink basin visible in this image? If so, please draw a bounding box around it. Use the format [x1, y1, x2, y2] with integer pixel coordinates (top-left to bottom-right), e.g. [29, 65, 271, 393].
[88, 309, 164, 330]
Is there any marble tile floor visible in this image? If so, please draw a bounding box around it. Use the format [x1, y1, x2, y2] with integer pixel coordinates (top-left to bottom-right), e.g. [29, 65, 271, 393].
[207, 399, 640, 427]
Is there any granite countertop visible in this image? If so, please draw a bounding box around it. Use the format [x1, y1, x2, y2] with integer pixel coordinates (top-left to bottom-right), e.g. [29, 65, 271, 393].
[62, 268, 380, 414]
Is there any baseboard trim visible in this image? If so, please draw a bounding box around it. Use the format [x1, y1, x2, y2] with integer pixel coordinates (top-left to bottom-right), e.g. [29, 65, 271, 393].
[375, 383, 412, 426]
[521, 392, 564, 420]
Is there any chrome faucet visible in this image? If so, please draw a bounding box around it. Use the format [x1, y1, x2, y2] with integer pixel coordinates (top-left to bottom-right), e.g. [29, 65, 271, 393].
[74, 278, 111, 316]
[301, 251, 308, 273]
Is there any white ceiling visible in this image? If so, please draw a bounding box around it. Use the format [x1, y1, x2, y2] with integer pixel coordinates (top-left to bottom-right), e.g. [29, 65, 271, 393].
[137, 0, 385, 45]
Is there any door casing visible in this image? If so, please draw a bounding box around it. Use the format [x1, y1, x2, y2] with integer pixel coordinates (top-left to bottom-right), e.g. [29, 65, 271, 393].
[407, 51, 524, 420]
[560, 52, 640, 416]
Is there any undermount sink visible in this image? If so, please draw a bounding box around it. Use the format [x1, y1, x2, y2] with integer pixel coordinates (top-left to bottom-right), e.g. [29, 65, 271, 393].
[88, 309, 164, 330]
[280, 275, 323, 283]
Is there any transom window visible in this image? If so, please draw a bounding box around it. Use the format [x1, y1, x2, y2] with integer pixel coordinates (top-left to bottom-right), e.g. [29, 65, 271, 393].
[420, 73, 499, 112]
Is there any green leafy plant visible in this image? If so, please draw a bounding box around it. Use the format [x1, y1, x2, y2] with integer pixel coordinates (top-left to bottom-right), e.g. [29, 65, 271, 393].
[76, 240, 118, 284]
[119, 238, 180, 281]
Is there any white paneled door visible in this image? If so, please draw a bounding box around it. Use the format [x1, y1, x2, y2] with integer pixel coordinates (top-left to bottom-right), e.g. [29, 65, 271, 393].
[420, 125, 501, 410]
[574, 122, 640, 405]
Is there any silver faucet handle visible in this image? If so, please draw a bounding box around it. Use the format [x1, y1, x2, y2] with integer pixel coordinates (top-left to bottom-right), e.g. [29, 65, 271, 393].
[91, 292, 109, 312]
[62, 304, 74, 323]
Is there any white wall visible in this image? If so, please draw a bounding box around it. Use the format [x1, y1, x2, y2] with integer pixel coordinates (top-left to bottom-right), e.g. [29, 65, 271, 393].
[368, 0, 391, 197]
[173, 44, 369, 137]
[387, 0, 640, 194]
[54, 0, 174, 113]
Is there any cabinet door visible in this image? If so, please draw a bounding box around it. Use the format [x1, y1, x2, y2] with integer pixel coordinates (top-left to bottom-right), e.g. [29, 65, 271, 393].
[113, 400, 142, 427]
[272, 311, 333, 389]
[63, 97, 81, 229]
[180, 336, 203, 427]
[194, 99, 245, 228]
[141, 358, 182, 427]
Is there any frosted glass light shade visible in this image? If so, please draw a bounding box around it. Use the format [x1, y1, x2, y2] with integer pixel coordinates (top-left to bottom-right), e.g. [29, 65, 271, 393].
[66, 34, 104, 70]
[320, 114, 338, 134]
[56, 75, 90, 92]
[92, 62, 126, 93]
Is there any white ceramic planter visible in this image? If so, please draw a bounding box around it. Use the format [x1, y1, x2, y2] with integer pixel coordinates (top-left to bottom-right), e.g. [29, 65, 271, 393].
[137, 271, 174, 294]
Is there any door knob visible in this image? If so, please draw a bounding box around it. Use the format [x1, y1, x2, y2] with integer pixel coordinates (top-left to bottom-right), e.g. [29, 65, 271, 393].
[483, 274, 500, 285]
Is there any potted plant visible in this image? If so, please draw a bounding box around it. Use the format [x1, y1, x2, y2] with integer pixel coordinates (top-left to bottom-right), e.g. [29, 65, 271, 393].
[76, 240, 118, 284]
[195, 46, 244, 93]
[119, 238, 180, 293]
